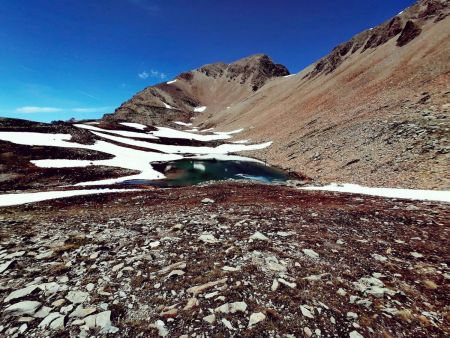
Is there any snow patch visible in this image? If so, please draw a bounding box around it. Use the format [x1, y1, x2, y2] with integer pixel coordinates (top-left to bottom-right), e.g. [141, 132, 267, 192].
[214, 128, 244, 136]
[74, 124, 158, 140]
[193, 163, 206, 171]
[188, 154, 264, 163]
[0, 131, 180, 185]
[166, 79, 177, 84]
[301, 183, 450, 203]
[163, 102, 173, 109]
[120, 122, 147, 130]
[152, 127, 231, 142]
[200, 128, 215, 133]
[0, 189, 140, 207]
[194, 106, 207, 112]
[90, 131, 272, 155]
[174, 121, 193, 127]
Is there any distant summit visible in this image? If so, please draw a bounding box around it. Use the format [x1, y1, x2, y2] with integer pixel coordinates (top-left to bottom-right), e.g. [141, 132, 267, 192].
[104, 54, 289, 125]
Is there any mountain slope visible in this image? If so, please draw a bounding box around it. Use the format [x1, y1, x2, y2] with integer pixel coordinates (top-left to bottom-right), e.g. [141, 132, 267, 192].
[196, 0, 450, 189]
[107, 0, 450, 189]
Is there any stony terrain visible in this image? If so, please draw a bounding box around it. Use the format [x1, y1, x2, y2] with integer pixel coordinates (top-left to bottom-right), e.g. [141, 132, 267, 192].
[1, 183, 449, 337]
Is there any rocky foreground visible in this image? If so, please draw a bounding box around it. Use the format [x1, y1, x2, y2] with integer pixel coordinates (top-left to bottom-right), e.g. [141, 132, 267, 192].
[0, 183, 448, 337]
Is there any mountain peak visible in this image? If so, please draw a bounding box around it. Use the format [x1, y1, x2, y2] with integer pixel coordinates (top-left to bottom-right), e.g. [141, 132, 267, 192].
[106, 54, 289, 125]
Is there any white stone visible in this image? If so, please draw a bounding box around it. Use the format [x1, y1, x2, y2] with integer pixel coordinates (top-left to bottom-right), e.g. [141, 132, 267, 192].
[221, 318, 235, 330]
[250, 231, 269, 241]
[302, 249, 319, 259]
[279, 278, 296, 289]
[271, 278, 280, 291]
[304, 273, 329, 281]
[203, 314, 216, 324]
[199, 234, 219, 244]
[276, 231, 295, 237]
[167, 269, 185, 278]
[265, 256, 287, 272]
[300, 305, 314, 318]
[4, 251, 25, 259]
[337, 288, 347, 296]
[222, 266, 240, 272]
[112, 263, 124, 272]
[347, 312, 358, 319]
[410, 252, 423, 258]
[154, 319, 168, 337]
[18, 323, 27, 334]
[372, 254, 387, 262]
[349, 331, 364, 338]
[215, 301, 247, 314]
[353, 277, 395, 298]
[201, 198, 215, 203]
[36, 251, 54, 259]
[304, 327, 313, 337]
[248, 312, 266, 328]
[149, 241, 160, 248]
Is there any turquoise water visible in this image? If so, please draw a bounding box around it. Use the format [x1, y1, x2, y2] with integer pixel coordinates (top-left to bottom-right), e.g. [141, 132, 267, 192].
[124, 159, 289, 187]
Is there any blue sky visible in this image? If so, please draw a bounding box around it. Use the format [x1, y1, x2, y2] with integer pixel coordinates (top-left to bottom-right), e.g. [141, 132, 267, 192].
[0, 0, 415, 122]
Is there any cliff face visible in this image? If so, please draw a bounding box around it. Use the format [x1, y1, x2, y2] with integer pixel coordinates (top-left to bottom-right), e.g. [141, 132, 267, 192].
[104, 54, 289, 125]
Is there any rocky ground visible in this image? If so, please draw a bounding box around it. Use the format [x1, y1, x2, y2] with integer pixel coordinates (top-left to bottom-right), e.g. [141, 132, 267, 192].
[0, 183, 448, 337]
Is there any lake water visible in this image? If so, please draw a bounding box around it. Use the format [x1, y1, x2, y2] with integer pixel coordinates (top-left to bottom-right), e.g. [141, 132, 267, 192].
[123, 159, 289, 187]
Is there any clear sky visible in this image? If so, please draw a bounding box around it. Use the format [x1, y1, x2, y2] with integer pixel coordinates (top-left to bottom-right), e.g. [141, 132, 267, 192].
[0, 0, 415, 122]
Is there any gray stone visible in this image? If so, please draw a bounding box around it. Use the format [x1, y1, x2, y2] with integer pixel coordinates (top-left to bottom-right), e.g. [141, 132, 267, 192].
[5, 301, 41, 316]
[65, 290, 89, 304]
[4, 285, 39, 303]
[0, 260, 13, 274]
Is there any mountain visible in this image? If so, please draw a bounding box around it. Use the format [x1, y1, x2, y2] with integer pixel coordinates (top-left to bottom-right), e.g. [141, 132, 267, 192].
[106, 0, 449, 189]
[104, 54, 289, 125]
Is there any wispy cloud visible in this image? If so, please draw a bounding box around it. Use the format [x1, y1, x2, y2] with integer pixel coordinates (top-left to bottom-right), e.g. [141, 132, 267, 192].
[138, 71, 149, 79]
[78, 90, 100, 101]
[16, 106, 62, 113]
[138, 69, 167, 80]
[16, 106, 113, 114]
